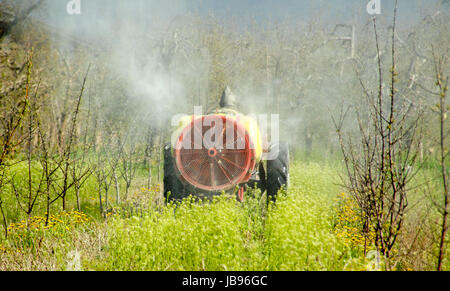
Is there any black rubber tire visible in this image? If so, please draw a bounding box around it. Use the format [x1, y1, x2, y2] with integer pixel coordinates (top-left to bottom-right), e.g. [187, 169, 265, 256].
[266, 142, 289, 203]
[163, 145, 187, 202]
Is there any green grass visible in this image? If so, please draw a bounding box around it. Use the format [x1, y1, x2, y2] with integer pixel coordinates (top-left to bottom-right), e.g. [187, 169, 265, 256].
[263, 163, 349, 270]
[0, 160, 101, 221]
[1, 160, 448, 271]
[92, 162, 354, 271]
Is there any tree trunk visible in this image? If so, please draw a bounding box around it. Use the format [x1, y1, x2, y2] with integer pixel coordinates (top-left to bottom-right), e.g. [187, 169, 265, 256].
[147, 158, 152, 189]
[98, 181, 103, 217]
[0, 200, 8, 239]
[76, 184, 81, 211]
[114, 168, 120, 204]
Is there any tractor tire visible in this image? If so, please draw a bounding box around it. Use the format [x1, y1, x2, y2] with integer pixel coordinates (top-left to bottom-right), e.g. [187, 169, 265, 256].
[266, 142, 289, 203]
[163, 145, 187, 202]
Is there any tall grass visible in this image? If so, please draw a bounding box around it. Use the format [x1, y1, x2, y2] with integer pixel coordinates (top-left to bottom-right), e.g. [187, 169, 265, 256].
[1, 161, 448, 270]
[263, 163, 350, 270]
[94, 163, 353, 271]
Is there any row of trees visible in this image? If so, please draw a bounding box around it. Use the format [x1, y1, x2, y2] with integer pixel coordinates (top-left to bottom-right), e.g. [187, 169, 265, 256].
[0, 42, 150, 237]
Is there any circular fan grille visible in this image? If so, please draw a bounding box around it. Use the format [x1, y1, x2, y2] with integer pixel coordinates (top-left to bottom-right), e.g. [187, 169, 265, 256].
[175, 115, 254, 191]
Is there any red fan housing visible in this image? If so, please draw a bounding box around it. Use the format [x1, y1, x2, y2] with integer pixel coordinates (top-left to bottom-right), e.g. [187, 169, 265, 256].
[174, 115, 256, 191]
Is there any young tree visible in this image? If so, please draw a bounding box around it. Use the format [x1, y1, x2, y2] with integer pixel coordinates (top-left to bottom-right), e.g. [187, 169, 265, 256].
[431, 50, 449, 271]
[0, 48, 34, 238]
[119, 134, 139, 201]
[333, 1, 423, 264]
[57, 64, 91, 211]
[10, 79, 44, 226]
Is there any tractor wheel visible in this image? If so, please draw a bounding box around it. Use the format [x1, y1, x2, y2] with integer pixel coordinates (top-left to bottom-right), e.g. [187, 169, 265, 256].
[163, 145, 187, 202]
[266, 142, 289, 203]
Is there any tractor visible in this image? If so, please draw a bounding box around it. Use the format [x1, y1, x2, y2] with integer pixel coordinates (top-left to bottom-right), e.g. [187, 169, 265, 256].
[164, 87, 289, 202]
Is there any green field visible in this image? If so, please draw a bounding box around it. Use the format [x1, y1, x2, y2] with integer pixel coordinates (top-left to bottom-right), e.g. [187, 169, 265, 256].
[1, 161, 446, 271]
